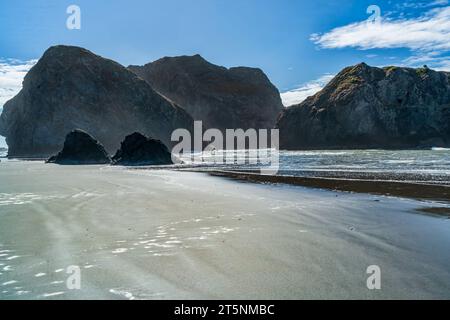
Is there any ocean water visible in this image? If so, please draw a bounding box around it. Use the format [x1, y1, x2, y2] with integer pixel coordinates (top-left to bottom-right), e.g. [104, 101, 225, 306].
[2, 147, 450, 184]
[181, 149, 450, 185]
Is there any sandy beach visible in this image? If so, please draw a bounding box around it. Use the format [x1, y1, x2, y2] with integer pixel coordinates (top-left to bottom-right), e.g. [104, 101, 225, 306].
[1, 160, 450, 299]
[208, 170, 450, 205]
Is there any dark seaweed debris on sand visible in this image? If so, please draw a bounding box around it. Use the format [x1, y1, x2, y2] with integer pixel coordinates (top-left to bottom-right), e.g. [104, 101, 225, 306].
[209, 170, 450, 203]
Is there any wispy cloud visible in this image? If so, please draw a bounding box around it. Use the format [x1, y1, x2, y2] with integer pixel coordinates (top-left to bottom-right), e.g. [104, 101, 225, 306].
[311, 5, 450, 71]
[0, 59, 37, 109]
[311, 6, 450, 52]
[280, 74, 334, 107]
[395, 0, 448, 10]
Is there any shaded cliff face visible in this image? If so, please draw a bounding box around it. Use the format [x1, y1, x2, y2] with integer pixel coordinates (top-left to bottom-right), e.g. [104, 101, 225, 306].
[128, 55, 283, 132]
[0, 46, 193, 158]
[277, 63, 450, 150]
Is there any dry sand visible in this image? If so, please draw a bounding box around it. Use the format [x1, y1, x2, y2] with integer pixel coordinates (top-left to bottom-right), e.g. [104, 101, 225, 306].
[0, 160, 450, 299]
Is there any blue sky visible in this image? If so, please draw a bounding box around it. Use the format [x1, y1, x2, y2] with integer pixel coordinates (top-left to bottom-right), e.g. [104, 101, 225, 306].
[1, 0, 450, 147]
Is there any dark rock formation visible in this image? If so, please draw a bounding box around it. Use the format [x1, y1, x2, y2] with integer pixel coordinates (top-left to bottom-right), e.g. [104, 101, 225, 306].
[112, 132, 173, 166]
[47, 129, 111, 165]
[0, 45, 193, 158]
[277, 63, 450, 150]
[128, 55, 283, 132]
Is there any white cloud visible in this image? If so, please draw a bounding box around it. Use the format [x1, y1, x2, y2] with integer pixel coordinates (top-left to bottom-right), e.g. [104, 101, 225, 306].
[396, 0, 448, 10]
[311, 6, 450, 52]
[435, 59, 450, 70]
[280, 74, 334, 107]
[0, 58, 36, 148]
[0, 59, 37, 109]
[400, 50, 450, 70]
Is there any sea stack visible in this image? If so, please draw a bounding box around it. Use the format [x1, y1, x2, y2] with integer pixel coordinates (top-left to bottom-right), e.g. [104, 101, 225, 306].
[128, 54, 283, 132]
[0, 45, 193, 158]
[112, 132, 174, 166]
[47, 129, 111, 165]
[277, 63, 450, 150]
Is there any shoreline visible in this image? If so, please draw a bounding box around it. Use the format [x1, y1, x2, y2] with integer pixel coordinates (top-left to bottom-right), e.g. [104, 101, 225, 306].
[1, 161, 450, 299]
[4, 158, 450, 206]
[207, 170, 450, 205]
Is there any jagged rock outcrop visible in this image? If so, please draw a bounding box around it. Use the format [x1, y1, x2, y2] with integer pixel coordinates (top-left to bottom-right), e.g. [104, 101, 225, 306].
[277, 63, 450, 149]
[112, 132, 174, 166]
[47, 129, 111, 165]
[0, 46, 193, 158]
[128, 55, 283, 132]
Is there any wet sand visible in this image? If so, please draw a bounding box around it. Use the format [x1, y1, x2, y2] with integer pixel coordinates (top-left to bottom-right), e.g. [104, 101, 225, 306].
[1, 161, 450, 299]
[209, 170, 450, 203]
[416, 207, 450, 217]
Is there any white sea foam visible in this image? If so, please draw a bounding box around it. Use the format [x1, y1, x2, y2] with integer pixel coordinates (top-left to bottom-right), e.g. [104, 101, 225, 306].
[42, 292, 65, 298]
[34, 273, 46, 277]
[112, 248, 128, 254]
[109, 289, 135, 300]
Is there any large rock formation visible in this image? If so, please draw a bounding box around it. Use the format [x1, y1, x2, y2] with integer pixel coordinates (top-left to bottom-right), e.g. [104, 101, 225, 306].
[277, 63, 450, 150]
[47, 129, 111, 165]
[128, 55, 283, 132]
[112, 132, 173, 166]
[0, 46, 193, 158]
